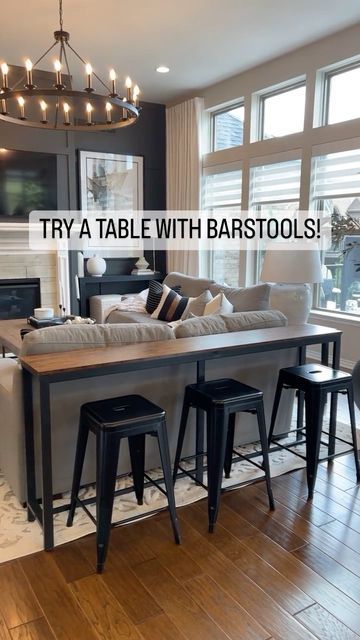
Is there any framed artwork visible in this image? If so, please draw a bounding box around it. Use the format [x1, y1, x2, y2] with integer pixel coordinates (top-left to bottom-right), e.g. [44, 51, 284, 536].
[79, 150, 143, 212]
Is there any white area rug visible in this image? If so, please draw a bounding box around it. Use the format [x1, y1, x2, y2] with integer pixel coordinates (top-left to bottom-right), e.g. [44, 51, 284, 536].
[0, 421, 358, 564]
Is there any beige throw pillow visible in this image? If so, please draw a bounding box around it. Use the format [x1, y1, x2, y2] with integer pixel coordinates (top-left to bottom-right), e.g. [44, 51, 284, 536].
[204, 292, 233, 316]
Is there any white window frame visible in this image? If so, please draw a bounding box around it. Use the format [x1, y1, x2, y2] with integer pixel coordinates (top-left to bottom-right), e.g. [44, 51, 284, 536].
[321, 59, 360, 127]
[256, 78, 306, 141]
[210, 101, 245, 152]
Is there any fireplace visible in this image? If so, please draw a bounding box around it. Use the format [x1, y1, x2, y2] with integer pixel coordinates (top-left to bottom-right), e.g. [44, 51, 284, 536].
[0, 278, 41, 320]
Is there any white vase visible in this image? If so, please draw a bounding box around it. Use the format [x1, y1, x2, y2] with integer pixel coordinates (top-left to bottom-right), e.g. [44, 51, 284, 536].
[87, 255, 106, 277]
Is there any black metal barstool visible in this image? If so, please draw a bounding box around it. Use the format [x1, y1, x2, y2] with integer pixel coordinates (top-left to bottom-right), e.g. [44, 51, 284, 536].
[268, 363, 360, 499]
[173, 378, 275, 532]
[67, 394, 181, 573]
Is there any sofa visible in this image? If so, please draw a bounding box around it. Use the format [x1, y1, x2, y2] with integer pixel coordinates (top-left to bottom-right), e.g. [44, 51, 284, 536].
[0, 273, 297, 503]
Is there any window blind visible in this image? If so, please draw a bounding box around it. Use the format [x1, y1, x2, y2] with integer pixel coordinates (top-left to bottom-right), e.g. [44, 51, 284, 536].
[312, 149, 360, 200]
[250, 158, 301, 205]
[203, 170, 242, 209]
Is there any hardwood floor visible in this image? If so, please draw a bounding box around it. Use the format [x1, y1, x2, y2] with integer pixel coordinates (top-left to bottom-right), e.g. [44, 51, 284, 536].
[1, 455, 360, 640]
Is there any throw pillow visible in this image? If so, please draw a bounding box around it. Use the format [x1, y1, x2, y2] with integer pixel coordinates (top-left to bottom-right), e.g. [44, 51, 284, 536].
[208, 283, 271, 312]
[182, 289, 213, 319]
[204, 292, 233, 316]
[145, 281, 181, 314]
[151, 284, 190, 321]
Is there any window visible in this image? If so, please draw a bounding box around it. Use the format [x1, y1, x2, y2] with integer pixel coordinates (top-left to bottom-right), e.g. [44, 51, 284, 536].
[212, 104, 244, 151]
[250, 158, 302, 276]
[324, 63, 360, 125]
[202, 169, 242, 285]
[312, 149, 360, 314]
[260, 83, 306, 139]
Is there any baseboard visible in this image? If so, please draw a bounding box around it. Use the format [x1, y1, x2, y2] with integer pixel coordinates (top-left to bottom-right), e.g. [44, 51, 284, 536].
[307, 349, 355, 372]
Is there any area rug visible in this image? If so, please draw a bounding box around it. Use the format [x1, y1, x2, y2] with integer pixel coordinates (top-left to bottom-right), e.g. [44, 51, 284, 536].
[0, 421, 358, 563]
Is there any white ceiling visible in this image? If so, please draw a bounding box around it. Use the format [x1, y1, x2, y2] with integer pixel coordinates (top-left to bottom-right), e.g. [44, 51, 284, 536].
[2, 0, 360, 103]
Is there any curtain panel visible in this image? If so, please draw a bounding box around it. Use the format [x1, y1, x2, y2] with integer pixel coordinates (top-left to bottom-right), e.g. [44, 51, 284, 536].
[166, 97, 204, 275]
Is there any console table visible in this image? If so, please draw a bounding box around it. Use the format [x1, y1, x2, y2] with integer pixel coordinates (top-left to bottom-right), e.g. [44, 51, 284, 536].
[79, 274, 162, 317]
[20, 324, 341, 551]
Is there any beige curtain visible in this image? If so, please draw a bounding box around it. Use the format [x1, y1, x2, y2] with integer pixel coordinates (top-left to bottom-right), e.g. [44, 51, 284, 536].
[166, 97, 204, 276]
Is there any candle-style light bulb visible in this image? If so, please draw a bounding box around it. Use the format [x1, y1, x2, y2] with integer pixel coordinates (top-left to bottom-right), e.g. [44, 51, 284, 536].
[109, 69, 116, 96]
[85, 63, 93, 91]
[54, 60, 62, 87]
[122, 96, 127, 120]
[25, 58, 33, 87]
[40, 100, 47, 123]
[63, 102, 70, 125]
[125, 76, 132, 102]
[105, 101, 112, 123]
[17, 96, 25, 119]
[1, 98, 7, 115]
[133, 84, 140, 107]
[86, 102, 93, 125]
[1, 62, 9, 90]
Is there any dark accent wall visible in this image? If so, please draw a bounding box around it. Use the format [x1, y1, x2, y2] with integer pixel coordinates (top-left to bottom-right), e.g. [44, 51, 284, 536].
[0, 100, 166, 312]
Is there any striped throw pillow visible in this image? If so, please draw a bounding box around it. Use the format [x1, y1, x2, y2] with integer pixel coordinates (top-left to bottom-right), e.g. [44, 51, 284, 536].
[145, 280, 181, 314]
[151, 284, 189, 321]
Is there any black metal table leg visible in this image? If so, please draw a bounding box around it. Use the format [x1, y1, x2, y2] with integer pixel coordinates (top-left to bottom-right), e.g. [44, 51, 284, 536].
[23, 369, 36, 522]
[296, 346, 306, 440]
[195, 361, 205, 484]
[328, 336, 341, 457]
[39, 379, 54, 551]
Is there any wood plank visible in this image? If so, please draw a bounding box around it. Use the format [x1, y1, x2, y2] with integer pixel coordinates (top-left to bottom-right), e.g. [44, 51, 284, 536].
[20, 552, 98, 640]
[295, 604, 359, 640]
[293, 544, 360, 604]
[317, 464, 358, 492]
[242, 532, 360, 636]
[264, 479, 335, 527]
[0, 561, 42, 629]
[178, 512, 317, 640]
[137, 614, 187, 640]
[0, 614, 11, 640]
[184, 573, 271, 640]
[320, 519, 360, 553]
[187, 503, 314, 615]
[115, 517, 203, 584]
[9, 619, 55, 640]
[70, 574, 141, 640]
[132, 557, 231, 640]
[19, 324, 341, 376]
[78, 535, 162, 625]
[274, 469, 360, 517]
[52, 542, 94, 583]
[226, 482, 360, 577]
[220, 489, 307, 552]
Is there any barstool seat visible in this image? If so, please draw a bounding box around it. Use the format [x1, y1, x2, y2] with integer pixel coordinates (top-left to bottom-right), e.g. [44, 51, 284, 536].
[67, 394, 181, 573]
[268, 364, 360, 500]
[173, 378, 274, 533]
[82, 395, 165, 429]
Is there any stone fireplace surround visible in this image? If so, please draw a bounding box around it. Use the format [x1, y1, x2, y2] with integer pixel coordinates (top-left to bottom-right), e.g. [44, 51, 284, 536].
[0, 223, 70, 315]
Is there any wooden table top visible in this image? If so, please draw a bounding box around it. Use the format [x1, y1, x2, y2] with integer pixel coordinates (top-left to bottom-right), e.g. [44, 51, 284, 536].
[19, 324, 341, 378]
[0, 318, 30, 356]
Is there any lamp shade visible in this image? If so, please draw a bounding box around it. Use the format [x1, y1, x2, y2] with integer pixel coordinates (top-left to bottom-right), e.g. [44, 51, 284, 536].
[260, 242, 323, 284]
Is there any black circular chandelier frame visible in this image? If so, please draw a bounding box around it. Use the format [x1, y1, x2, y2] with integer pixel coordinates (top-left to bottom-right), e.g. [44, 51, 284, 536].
[0, 0, 140, 131]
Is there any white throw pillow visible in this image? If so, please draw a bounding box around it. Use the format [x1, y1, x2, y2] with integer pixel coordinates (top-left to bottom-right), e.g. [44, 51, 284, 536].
[204, 292, 233, 316]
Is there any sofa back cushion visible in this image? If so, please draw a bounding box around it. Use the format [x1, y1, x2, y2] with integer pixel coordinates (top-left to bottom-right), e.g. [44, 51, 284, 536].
[21, 323, 175, 355]
[163, 272, 215, 297]
[209, 283, 271, 312]
[174, 310, 287, 338]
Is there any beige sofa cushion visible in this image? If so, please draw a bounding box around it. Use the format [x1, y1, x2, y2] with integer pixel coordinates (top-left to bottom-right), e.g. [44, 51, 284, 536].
[163, 272, 215, 297]
[21, 323, 175, 355]
[209, 283, 271, 312]
[174, 310, 287, 338]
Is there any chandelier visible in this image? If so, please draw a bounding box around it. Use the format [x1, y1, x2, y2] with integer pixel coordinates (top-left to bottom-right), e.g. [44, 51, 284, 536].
[0, 0, 140, 131]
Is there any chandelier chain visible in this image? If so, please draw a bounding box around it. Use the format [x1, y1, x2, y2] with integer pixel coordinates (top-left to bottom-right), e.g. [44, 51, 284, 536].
[59, 0, 64, 31]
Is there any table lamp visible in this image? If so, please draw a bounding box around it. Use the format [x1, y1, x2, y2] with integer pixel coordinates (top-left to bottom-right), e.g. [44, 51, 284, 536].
[260, 242, 323, 324]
